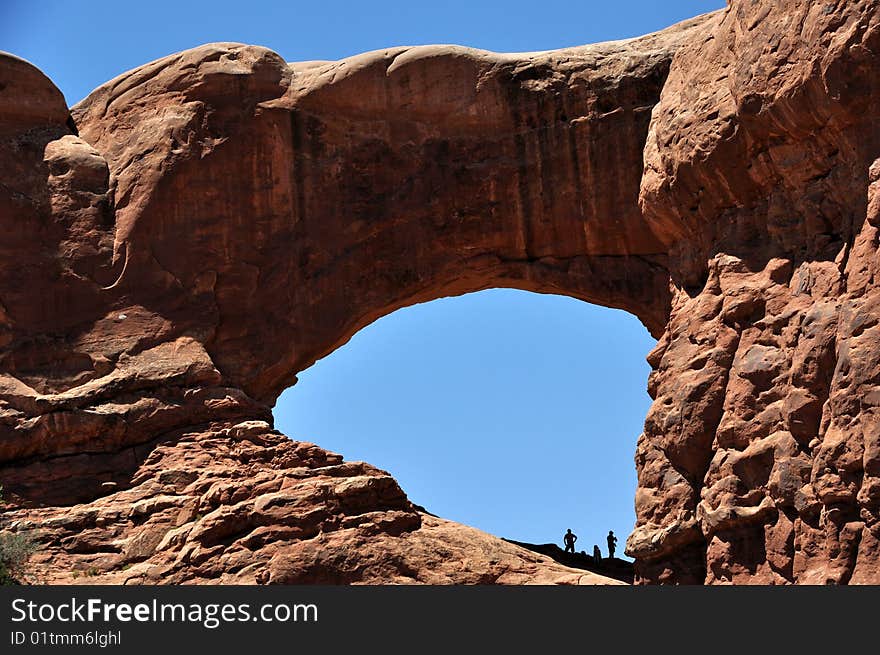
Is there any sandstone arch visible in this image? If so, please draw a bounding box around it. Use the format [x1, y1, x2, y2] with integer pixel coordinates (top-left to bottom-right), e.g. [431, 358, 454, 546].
[67, 26, 701, 405]
[1, 0, 880, 584]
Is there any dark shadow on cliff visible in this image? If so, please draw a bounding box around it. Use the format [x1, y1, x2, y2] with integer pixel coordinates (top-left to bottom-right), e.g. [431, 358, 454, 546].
[504, 538, 634, 584]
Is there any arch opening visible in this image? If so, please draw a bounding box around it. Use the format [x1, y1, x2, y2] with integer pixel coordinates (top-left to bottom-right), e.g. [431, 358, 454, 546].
[274, 288, 655, 560]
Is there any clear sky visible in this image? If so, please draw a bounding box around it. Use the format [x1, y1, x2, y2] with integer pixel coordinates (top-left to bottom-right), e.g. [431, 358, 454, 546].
[2, 0, 725, 554]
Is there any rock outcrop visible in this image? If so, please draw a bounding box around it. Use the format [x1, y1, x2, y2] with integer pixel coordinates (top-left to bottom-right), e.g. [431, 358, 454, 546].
[9, 420, 616, 584]
[629, 0, 880, 584]
[1, 0, 878, 584]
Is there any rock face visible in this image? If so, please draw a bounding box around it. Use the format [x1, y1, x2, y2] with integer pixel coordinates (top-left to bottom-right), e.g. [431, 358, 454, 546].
[1, 0, 879, 584]
[629, 0, 880, 584]
[10, 420, 616, 584]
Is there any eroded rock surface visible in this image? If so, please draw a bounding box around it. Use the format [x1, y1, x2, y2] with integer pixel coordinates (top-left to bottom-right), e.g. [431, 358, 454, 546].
[10, 419, 615, 584]
[1, 0, 879, 584]
[628, 0, 880, 584]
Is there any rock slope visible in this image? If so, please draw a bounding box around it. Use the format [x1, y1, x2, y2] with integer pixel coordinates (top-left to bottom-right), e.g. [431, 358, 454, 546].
[1, 0, 878, 584]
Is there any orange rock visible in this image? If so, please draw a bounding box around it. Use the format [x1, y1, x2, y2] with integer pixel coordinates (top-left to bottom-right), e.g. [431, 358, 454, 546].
[2, 0, 879, 584]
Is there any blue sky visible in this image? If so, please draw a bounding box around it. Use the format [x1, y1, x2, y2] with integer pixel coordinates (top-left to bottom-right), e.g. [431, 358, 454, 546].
[278, 291, 656, 553]
[3, 1, 724, 106]
[3, 0, 724, 553]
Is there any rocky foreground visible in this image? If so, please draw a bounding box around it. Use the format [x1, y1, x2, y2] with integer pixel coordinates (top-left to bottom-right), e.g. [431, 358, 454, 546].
[1, 0, 879, 584]
[7, 420, 615, 584]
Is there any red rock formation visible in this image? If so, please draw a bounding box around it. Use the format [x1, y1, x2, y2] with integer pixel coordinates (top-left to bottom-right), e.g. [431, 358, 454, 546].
[629, 0, 880, 584]
[1, 0, 878, 584]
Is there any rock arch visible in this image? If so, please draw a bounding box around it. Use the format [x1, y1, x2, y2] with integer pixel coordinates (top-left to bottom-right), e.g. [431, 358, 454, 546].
[1, 0, 879, 584]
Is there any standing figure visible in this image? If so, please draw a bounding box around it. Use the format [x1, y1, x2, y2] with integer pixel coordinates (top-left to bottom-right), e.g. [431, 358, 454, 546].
[563, 529, 577, 554]
[607, 530, 618, 559]
[593, 544, 602, 564]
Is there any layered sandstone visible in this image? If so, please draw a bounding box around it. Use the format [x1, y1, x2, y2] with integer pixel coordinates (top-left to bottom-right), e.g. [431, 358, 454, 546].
[1, 0, 879, 584]
[9, 420, 615, 584]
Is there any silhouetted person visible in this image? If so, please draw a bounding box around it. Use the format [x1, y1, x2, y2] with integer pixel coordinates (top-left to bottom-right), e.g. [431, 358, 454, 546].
[593, 544, 602, 564]
[607, 530, 618, 559]
[563, 529, 577, 554]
